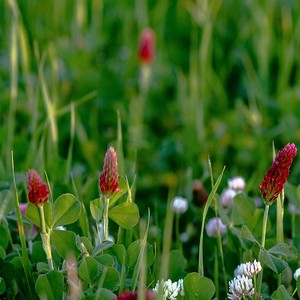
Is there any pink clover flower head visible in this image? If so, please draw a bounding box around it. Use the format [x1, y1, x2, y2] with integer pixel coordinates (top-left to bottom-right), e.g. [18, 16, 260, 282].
[27, 169, 49, 206]
[138, 28, 155, 64]
[259, 143, 297, 206]
[220, 188, 236, 209]
[115, 290, 156, 300]
[206, 217, 227, 238]
[99, 147, 121, 198]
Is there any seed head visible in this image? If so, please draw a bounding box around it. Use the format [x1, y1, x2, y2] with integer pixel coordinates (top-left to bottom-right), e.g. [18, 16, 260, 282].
[27, 169, 49, 206]
[138, 28, 155, 64]
[99, 147, 120, 198]
[259, 143, 297, 205]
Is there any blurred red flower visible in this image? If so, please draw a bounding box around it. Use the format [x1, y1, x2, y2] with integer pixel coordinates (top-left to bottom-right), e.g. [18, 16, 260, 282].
[116, 290, 156, 300]
[138, 28, 155, 64]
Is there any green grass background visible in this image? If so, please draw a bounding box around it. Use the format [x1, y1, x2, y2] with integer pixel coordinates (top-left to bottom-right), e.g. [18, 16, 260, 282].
[1, 0, 300, 214]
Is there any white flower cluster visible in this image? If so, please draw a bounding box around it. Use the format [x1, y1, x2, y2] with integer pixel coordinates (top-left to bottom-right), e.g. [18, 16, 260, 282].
[228, 275, 254, 300]
[234, 259, 262, 278]
[206, 217, 227, 238]
[229, 260, 262, 300]
[154, 279, 185, 300]
[220, 176, 246, 210]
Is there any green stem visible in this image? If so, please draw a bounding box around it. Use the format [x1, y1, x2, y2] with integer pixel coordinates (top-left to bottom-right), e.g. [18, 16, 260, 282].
[96, 220, 102, 245]
[291, 213, 296, 241]
[175, 213, 182, 252]
[256, 204, 269, 298]
[214, 245, 219, 299]
[12, 151, 34, 299]
[276, 193, 284, 287]
[216, 226, 228, 292]
[103, 196, 109, 241]
[39, 205, 53, 270]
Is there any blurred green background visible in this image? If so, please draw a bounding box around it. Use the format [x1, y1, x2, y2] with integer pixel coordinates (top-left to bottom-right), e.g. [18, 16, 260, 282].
[1, 0, 300, 212]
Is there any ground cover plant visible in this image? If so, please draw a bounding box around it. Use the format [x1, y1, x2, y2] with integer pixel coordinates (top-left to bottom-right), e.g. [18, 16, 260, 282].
[1, 0, 300, 299]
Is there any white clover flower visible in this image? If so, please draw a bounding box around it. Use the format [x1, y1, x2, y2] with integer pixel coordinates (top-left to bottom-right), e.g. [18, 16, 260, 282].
[206, 217, 227, 238]
[228, 176, 246, 192]
[294, 268, 300, 281]
[220, 188, 237, 209]
[154, 279, 184, 300]
[177, 279, 185, 296]
[171, 196, 188, 214]
[228, 275, 254, 300]
[234, 260, 262, 278]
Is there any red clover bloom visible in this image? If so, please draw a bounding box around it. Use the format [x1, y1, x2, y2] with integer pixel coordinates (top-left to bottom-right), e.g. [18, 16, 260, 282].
[27, 169, 49, 206]
[99, 147, 121, 198]
[116, 291, 156, 300]
[259, 143, 297, 205]
[138, 28, 155, 64]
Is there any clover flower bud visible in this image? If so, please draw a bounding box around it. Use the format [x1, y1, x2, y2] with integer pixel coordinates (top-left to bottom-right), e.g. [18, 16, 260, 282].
[220, 188, 236, 209]
[138, 28, 155, 64]
[171, 196, 188, 214]
[234, 260, 262, 278]
[259, 143, 297, 206]
[27, 169, 49, 206]
[228, 275, 254, 300]
[294, 268, 300, 281]
[99, 147, 121, 198]
[206, 217, 227, 238]
[228, 176, 246, 192]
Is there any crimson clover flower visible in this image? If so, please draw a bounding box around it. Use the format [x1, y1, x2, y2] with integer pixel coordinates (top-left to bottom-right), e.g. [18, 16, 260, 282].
[259, 143, 297, 205]
[99, 146, 121, 198]
[27, 169, 49, 206]
[138, 28, 155, 64]
[116, 291, 156, 300]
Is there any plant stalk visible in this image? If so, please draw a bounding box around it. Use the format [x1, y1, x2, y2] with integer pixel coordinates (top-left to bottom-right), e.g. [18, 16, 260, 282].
[39, 205, 53, 270]
[103, 196, 109, 241]
[256, 204, 269, 298]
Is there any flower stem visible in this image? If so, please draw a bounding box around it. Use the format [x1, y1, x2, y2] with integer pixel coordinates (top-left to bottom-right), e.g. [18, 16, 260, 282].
[256, 204, 269, 298]
[214, 245, 219, 299]
[11, 151, 34, 298]
[103, 196, 109, 241]
[261, 204, 269, 248]
[39, 205, 53, 270]
[276, 193, 284, 287]
[175, 214, 182, 252]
